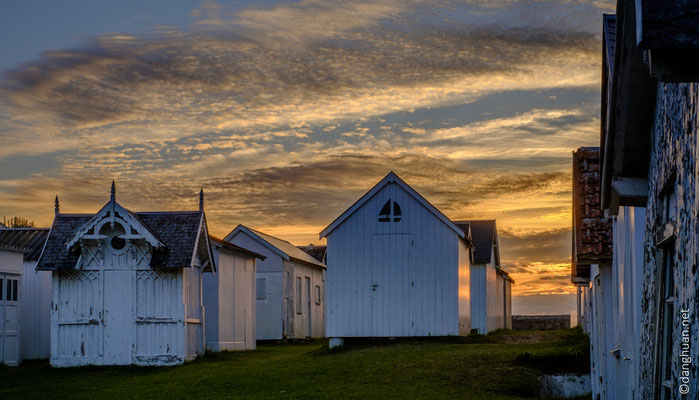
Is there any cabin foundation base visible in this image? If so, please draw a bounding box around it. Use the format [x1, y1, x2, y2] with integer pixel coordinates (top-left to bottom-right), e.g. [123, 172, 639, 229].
[328, 338, 344, 349]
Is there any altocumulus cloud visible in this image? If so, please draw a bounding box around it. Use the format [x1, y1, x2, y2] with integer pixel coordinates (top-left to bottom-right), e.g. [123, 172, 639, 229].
[0, 0, 614, 301]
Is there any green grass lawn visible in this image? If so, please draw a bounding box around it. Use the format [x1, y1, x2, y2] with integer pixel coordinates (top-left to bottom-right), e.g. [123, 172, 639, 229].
[0, 329, 589, 399]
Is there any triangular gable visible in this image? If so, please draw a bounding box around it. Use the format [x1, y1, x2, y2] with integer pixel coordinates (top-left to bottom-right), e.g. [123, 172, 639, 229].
[225, 225, 290, 261]
[320, 171, 467, 240]
[66, 199, 164, 250]
[453, 219, 498, 266]
[224, 225, 325, 268]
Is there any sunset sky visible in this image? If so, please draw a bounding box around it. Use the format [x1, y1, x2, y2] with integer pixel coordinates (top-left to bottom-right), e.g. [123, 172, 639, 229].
[0, 0, 614, 318]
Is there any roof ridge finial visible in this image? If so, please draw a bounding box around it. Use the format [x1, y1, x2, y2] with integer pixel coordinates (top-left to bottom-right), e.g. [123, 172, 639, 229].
[199, 187, 204, 212]
[55, 195, 60, 215]
[111, 180, 116, 201]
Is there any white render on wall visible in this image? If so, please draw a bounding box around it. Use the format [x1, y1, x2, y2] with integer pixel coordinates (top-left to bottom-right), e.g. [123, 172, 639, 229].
[226, 226, 325, 340]
[322, 172, 472, 338]
[203, 245, 257, 351]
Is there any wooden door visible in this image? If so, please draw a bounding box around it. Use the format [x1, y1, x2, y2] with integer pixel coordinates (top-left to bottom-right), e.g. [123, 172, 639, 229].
[104, 270, 133, 365]
[372, 234, 413, 337]
[0, 274, 21, 366]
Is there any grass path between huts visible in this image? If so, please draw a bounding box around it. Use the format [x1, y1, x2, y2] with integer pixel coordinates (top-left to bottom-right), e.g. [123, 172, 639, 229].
[0, 328, 590, 399]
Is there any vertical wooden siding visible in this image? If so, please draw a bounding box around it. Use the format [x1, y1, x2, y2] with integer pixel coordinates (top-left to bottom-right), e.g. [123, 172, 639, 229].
[229, 232, 285, 340]
[326, 182, 464, 337]
[20, 261, 51, 359]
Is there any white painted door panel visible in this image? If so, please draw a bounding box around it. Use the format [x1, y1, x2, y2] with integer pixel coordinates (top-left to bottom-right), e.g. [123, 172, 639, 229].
[372, 234, 413, 337]
[104, 270, 133, 365]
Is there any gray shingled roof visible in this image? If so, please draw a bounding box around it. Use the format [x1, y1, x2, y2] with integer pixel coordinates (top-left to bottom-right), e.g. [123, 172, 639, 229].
[244, 227, 326, 269]
[37, 211, 207, 271]
[453, 220, 497, 265]
[298, 245, 326, 264]
[137, 212, 204, 269]
[0, 228, 49, 261]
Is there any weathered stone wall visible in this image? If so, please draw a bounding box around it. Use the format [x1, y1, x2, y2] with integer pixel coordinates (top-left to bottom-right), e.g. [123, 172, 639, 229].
[639, 82, 699, 399]
[512, 315, 571, 331]
[574, 148, 613, 259]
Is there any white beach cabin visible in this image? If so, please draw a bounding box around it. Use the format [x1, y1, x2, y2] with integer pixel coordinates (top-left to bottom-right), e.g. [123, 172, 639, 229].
[225, 225, 326, 340]
[453, 220, 513, 334]
[36, 183, 216, 367]
[0, 228, 50, 365]
[203, 236, 265, 351]
[320, 172, 473, 345]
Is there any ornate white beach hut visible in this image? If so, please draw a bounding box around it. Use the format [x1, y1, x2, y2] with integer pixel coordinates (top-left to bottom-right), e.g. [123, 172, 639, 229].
[36, 183, 216, 367]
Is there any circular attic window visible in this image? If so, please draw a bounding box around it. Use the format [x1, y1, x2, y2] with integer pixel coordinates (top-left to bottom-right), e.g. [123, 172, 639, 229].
[111, 235, 126, 250]
[99, 222, 128, 253]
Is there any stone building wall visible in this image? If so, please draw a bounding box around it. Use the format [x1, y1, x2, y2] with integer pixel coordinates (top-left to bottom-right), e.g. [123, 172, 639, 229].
[639, 82, 699, 398]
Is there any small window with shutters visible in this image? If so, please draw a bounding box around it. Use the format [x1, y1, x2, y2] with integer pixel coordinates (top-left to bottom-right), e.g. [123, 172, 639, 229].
[256, 278, 266, 299]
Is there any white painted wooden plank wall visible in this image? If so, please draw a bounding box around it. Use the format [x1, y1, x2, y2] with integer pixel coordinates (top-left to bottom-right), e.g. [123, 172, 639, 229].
[51, 227, 200, 367]
[286, 260, 325, 338]
[20, 261, 51, 360]
[0, 251, 23, 366]
[204, 248, 256, 351]
[326, 182, 466, 338]
[229, 231, 325, 340]
[457, 238, 471, 335]
[494, 272, 505, 331]
[229, 231, 285, 340]
[470, 265, 487, 334]
[485, 260, 499, 332]
[504, 279, 512, 329]
[610, 206, 645, 400]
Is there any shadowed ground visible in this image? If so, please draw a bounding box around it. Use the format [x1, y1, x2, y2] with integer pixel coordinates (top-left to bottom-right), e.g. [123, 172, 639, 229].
[0, 328, 589, 399]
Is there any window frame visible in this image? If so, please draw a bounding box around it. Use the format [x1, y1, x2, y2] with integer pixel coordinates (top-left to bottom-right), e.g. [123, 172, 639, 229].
[378, 199, 403, 223]
[296, 277, 302, 314]
[315, 285, 321, 305]
[256, 277, 267, 300]
[3, 277, 19, 302]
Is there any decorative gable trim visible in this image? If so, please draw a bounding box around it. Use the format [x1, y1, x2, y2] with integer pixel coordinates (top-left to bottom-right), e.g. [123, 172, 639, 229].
[66, 199, 164, 250]
[319, 171, 466, 239]
[191, 213, 216, 273]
